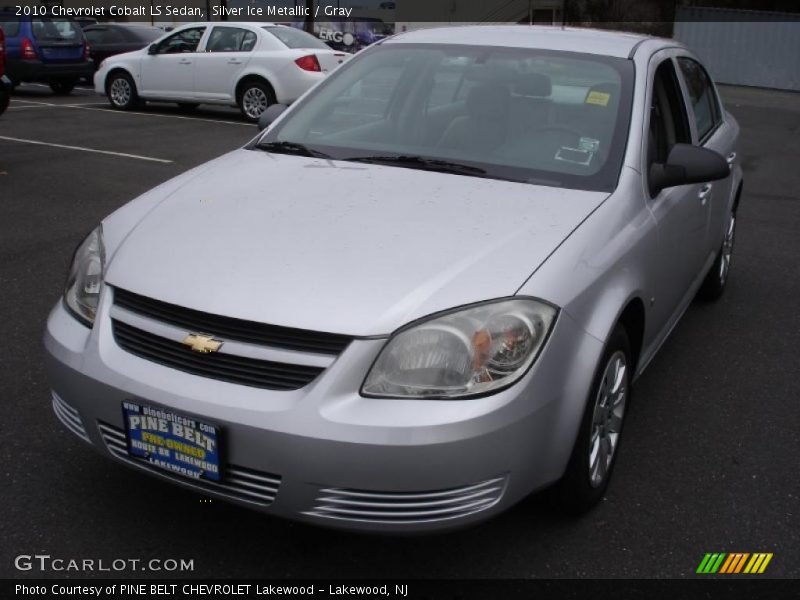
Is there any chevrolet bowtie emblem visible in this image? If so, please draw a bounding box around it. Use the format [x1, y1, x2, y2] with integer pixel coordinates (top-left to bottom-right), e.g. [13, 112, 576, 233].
[182, 333, 223, 354]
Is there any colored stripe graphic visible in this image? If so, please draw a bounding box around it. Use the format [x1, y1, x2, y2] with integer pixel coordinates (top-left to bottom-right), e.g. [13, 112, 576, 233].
[697, 553, 727, 573]
[699, 552, 773, 574]
[743, 553, 774, 574]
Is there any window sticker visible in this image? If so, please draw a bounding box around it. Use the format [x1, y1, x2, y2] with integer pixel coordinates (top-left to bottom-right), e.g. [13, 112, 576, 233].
[585, 91, 610, 106]
[555, 147, 594, 166]
[578, 137, 600, 152]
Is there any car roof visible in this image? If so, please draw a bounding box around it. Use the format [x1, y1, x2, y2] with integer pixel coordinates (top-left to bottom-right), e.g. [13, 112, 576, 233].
[386, 25, 675, 59]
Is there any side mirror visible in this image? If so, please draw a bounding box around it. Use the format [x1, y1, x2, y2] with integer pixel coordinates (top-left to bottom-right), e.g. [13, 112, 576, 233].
[147, 43, 158, 55]
[649, 143, 729, 196]
[257, 104, 288, 131]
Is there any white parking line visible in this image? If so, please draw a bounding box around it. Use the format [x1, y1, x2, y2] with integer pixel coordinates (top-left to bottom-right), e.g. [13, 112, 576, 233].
[0, 135, 173, 163]
[8, 98, 252, 126]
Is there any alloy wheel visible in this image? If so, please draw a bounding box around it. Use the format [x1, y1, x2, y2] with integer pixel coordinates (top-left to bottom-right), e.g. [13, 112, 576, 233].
[110, 78, 131, 107]
[589, 350, 628, 488]
[242, 87, 268, 119]
[719, 212, 736, 285]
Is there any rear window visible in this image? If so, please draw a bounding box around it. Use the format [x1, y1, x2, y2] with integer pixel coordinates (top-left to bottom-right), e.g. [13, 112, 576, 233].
[263, 26, 330, 50]
[32, 18, 81, 42]
[0, 17, 20, 37]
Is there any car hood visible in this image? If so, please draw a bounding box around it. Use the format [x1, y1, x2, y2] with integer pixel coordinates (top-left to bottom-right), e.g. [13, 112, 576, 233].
[104, 150, 607, 336]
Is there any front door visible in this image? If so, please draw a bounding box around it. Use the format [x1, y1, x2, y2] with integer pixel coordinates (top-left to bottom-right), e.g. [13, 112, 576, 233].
[645, 54, 711, 336]
[139, 26, 206, 99]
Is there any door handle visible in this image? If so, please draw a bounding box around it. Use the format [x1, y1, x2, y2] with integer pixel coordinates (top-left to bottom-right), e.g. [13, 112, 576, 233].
[726, 152, 737, 165]
[178, 59, 192, 65]
[227, 59, 242, 65]
[698, 183, 713, 205]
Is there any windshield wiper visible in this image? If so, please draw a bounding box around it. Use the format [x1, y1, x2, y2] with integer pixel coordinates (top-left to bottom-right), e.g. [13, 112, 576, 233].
[256, 141, 331, 159]
[345, 155, 487, 177]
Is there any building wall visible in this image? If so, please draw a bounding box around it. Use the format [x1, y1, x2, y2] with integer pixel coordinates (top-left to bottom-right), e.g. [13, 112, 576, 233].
[674, 6, 800, 91]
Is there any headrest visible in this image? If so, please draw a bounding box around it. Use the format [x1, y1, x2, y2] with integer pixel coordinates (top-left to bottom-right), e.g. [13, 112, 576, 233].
[466, 83, 510, 120]
[514, 72, 552, 97]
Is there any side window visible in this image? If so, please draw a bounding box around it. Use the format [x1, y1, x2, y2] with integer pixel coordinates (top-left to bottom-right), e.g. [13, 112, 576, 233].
[677, 57, 721, 142]
[84, 28, 104, 45]
[647, 60, 691, 188]
[0, 18, 21, 37]
[206, 27, 256, 53]
[101, 27, 127, 44]
[157, 27, 205, 54]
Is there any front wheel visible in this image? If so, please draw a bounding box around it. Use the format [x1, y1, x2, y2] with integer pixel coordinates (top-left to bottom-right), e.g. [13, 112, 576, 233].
[555, 323, 631, 514]
[697, 208, 737, 302]
[106, 72, 139, 110]
[50, 79, 76, 95]
[238, 80, 274, 122]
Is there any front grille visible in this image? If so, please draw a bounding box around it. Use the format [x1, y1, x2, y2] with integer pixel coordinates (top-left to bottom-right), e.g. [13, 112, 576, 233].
[112, 320, 324, 390]
[52, 392, 91, 443]
[98, 422, 281, 506]
[114, 287, 352, 355]
[305, 477, 507, 524]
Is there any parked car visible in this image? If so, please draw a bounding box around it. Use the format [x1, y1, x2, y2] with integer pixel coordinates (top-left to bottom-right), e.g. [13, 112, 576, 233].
[94, 21, 348, 121]
[46, 26, 742, 533]
[83, 24, 163, 69]
[0, 28, 10, 114]
[0, 12, 93, 94]
[73, 17, 98, 29]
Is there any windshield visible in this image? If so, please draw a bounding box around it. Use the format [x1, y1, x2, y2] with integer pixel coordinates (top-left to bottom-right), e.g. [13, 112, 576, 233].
[33, 17, 82, 42]
[264, 26, 330, 50]
[260, 44, 633, 191]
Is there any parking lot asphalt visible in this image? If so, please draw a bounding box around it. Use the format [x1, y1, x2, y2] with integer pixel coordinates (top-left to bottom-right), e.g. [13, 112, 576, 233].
[0, 84, 798, 579]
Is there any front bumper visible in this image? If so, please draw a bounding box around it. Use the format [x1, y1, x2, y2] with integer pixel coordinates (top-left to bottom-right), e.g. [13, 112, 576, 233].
[44, 290, 603, 532]
[7, 58, 94, 83]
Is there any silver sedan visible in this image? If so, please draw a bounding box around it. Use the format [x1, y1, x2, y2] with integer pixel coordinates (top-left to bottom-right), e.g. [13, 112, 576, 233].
[45, 26, 742, 532]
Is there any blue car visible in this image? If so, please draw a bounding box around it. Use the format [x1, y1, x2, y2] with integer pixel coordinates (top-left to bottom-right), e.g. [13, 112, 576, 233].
[0, 12, 93, 94]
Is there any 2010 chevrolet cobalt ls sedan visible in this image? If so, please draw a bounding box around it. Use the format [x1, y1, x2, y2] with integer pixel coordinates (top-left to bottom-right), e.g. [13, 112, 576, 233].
[45, 26, 742, 532]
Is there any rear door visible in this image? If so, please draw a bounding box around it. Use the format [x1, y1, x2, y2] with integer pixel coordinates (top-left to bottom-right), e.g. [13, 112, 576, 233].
[139, 26, 206, 99]
[192, 25, 256, 101]
[32, 17, 84, 63]
[674, 55, 737, 260]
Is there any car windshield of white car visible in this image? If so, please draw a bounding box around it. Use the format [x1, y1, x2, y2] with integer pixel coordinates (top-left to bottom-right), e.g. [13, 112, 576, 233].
[260, 44, 634, 192]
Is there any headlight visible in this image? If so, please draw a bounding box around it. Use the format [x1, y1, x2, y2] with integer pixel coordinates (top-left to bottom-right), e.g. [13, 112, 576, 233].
[63, 226, 105, 326]
[362, 298, 557, 399]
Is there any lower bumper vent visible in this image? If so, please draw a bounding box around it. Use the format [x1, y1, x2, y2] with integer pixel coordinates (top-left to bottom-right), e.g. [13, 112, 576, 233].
[98, 421, 281, 506]
[305, 476, 507, 524]
[52, 392, 91, 444]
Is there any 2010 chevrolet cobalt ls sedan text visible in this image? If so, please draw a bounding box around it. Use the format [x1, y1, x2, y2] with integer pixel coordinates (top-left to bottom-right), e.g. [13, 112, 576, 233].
[46, 26, 742, 532]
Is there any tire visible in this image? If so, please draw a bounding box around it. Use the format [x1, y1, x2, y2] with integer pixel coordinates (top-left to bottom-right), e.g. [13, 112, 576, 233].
[555, 323, 632, 514]
[50, 79, 76, 95]
[237, 79, 275, 122]
[177, 103, 199, 111]
[697, 207, 737, 302]
[106, 71, 139, 110]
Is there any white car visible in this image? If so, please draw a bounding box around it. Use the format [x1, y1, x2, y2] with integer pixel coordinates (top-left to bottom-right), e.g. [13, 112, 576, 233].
[93, 22, 348, 120]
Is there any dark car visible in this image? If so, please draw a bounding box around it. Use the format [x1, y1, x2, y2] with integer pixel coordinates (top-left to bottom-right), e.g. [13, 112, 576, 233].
[0, 12, 93, 95]
[82, 24, 163, 69]
[0, 28, 10, 115]
[74, 17, 98, 29]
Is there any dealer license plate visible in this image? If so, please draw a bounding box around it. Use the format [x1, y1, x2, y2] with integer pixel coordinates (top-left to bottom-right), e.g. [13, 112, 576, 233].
[122, 401, 221, 481]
